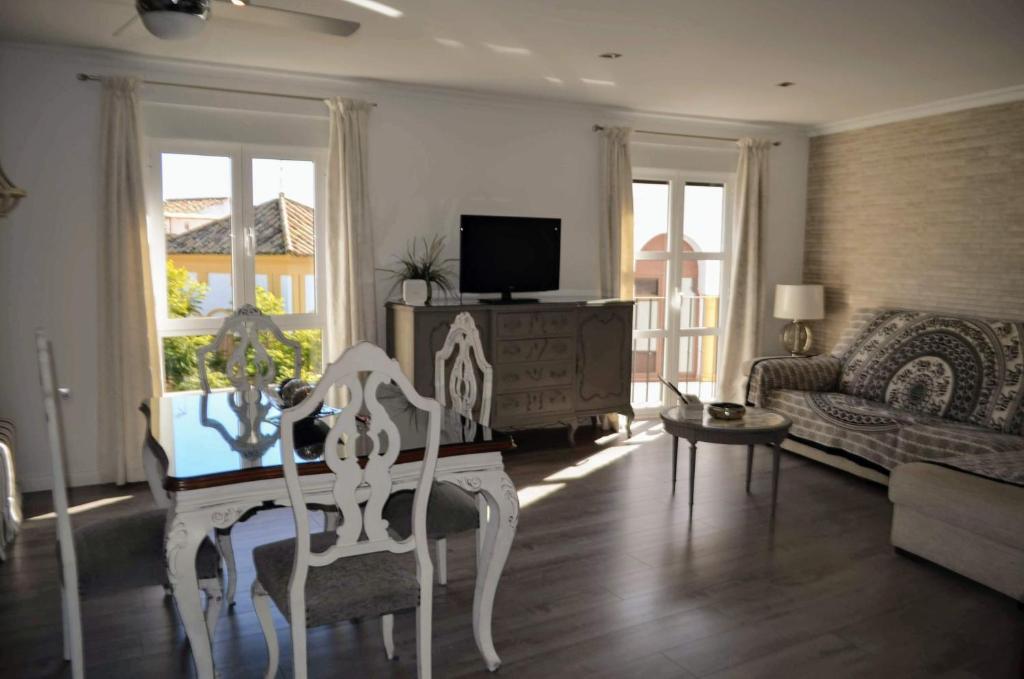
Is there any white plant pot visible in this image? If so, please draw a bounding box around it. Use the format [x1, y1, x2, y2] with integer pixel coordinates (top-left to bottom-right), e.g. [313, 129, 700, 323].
[402, 279, 429, 305]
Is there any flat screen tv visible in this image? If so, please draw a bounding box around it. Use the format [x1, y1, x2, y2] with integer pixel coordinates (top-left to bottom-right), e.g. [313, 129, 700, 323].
[460, 215, 561, 303]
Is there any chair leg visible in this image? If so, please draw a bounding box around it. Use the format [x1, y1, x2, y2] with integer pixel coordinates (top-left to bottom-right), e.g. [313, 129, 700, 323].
[215, 527, 237, 607]
[417, 594, 433, 679]
[251, 580, 279, 679]
[200, 576, 224, 646]
[61, 583, 84, 679]
[435, 539, 448, 586]
[382, 613, 395, 660]
[291, 613, 309, 679]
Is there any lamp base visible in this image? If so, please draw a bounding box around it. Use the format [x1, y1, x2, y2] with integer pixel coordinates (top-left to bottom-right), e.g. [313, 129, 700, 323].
[781, 320, 813, 356]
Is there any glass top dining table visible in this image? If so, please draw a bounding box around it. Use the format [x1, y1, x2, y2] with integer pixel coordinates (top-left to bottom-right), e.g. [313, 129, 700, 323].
[143, 382, 520, 678]
[146, 383, 516, 492]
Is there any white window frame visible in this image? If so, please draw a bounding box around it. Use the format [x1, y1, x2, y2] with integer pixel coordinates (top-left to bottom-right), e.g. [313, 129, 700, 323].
[145, 139, 328, 390]
[631, 167, 734, 417]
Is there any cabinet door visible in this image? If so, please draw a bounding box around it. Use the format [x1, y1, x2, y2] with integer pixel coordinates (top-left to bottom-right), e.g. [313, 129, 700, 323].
[575, 305, 632, 412]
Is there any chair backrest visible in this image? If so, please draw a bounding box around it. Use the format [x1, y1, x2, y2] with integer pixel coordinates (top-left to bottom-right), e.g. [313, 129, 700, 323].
[278, 342, 440, 598]
[434, 312, 493, 427]
[34, 332, 79, 593]
[198, 304, 302, 393]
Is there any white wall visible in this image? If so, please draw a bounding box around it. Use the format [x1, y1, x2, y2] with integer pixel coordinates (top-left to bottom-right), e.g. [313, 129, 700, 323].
[0, 41, 808, 491]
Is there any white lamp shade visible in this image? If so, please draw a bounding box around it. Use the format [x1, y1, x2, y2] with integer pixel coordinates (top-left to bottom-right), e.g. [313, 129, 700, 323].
[774, 284, 824, 321]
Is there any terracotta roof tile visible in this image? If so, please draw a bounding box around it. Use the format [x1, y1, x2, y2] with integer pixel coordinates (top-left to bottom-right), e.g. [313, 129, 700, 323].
[166, 195, 314, 256]
[162, 197, 229, 214]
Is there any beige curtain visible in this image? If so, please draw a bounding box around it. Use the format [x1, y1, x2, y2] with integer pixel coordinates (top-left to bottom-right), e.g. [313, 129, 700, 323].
[717, 138, 772, 402]
[598, 126, 634, 299]
[97, 77, 160, 485]
[324, 97, 377, 365]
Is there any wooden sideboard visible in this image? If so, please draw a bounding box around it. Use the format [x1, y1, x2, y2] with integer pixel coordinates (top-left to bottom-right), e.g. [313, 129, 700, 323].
[386, 299, 635, 442]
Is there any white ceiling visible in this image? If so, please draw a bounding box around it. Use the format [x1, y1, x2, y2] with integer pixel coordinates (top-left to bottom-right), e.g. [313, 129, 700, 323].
[2, 0, 1023, 126]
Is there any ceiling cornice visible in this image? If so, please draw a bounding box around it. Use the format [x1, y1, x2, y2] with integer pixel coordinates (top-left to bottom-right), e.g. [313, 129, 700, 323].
[809, 83, 1024, 136]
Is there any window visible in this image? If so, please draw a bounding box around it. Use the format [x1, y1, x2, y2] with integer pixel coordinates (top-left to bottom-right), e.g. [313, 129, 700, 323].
[149, 142, 326, 392]
[631, 173, 732, 411]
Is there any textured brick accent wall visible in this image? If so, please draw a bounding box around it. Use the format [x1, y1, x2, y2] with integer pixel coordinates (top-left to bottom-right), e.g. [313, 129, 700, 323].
[804, 101, 1024, 351]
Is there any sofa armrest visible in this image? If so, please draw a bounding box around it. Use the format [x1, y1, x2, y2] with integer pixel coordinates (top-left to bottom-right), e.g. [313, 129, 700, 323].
[745, 355, 842, 407]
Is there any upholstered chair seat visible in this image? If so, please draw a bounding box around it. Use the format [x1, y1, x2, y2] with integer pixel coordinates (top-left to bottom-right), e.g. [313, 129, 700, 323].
[252, 531, 419, 627]
[383, 481, 479, 541]
[70, 508, 221, 595]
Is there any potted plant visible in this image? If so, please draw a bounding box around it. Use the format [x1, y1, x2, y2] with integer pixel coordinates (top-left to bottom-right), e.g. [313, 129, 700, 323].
[382, 235, 457, 305]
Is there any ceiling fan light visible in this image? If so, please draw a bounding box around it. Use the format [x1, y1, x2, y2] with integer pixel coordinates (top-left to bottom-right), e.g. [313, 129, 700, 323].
[136, 0, 210, 39]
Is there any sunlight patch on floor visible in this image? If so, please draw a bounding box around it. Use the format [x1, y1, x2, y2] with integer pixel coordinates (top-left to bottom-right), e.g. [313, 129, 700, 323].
[28, 494, 134, 521]
[517, 483, 566, 508]
[544, 444, 640, 482]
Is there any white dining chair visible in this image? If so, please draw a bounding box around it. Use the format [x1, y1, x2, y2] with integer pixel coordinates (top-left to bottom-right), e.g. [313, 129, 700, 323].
[197, 303, 302, 394]
[250, 341, 439, 679]
[384, 312, 491, 586]
[196, 304, 303, 607]
[35, 331, 224, 679]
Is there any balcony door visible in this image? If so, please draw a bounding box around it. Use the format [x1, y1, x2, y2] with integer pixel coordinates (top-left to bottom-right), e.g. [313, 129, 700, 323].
[630, 171, 733, 415]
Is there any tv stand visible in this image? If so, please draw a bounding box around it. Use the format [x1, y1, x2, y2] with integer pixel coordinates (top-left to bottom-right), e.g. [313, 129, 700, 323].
[386, 299, 635, 443]
[480, 290, 538, 305]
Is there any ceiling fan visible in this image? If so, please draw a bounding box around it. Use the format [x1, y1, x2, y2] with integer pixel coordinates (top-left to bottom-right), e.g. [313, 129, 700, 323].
[118, 0, 362, 40]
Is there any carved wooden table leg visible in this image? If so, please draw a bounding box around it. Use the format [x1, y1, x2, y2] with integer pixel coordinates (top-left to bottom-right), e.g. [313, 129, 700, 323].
[671, 436, 679, 492]
[165, 509, 216, 679]
[472, 471, 519, 671]
[688, 441, 698, 507]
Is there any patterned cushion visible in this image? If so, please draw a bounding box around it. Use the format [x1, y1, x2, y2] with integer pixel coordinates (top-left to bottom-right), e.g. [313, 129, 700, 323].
[767, 389, 1024, 485]
[767, 390, 907, 471]
[252, 531, 419, 627]
[836, 309, 1024, 434]
[382, 481, 479, 540]
[72, 508, 221, 595]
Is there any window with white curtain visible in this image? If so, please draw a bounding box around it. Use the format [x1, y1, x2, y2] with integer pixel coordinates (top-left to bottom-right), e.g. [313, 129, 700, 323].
[146, 141, 326, 392]
[631, 170, 733, 412]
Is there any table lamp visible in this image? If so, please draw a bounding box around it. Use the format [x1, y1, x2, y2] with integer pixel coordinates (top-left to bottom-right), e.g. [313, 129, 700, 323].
[774, 284, 824, 355]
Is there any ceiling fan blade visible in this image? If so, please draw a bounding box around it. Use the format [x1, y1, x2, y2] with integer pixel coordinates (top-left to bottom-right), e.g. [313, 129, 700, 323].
[215, 1, 361, 38]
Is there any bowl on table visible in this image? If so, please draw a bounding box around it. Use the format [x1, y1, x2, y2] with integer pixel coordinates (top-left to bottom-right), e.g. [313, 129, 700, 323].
[707, 402, 746, 420]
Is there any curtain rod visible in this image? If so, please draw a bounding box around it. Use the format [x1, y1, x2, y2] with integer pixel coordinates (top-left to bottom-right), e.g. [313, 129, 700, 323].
[593, 124, 780, 146]
[75, 73, 377, 107]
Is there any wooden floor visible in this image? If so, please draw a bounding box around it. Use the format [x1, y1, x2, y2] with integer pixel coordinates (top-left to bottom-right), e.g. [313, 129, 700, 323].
[2, 421, 1022, 678]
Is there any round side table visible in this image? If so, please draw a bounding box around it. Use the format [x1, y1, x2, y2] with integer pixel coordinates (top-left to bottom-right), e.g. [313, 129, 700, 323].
[660, 406, 792, 514]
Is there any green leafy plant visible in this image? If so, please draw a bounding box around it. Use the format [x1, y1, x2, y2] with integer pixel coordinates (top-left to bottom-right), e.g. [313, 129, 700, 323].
[381, 235, 457, 302]
[162, 259, 323, 391]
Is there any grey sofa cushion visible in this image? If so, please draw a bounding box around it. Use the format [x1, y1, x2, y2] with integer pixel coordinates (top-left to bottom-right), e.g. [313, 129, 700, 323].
[71, 508, 221, 595]
[836, 309, 1024, 434]
[767, 389, 1024, 485]
[252, 531, 419, 627]
[890, 463, 1024, 551]
[383, 481, 479, 540]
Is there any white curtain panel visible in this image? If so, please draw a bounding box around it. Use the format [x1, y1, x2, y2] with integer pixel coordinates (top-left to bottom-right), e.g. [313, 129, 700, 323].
[598, 126, 635, 299]
[717, 138, 772, 403]
[98, 77, 160, 484]
[324, 97, 377, 365]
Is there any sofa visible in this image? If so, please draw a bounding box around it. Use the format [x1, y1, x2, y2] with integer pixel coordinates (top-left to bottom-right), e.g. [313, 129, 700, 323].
[746, 308, 1024, 601]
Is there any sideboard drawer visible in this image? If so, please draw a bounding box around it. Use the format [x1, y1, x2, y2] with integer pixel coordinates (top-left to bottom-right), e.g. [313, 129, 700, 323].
[496, 311, 575, 339]
[496, 361, 573, 393]
[495, 388, 573, 418]
[496, 337, 573, 364]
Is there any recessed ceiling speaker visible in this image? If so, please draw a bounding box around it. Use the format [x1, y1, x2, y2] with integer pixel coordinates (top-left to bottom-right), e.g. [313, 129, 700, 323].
[136, 0, 211, 40]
